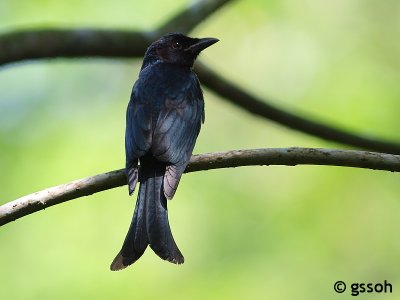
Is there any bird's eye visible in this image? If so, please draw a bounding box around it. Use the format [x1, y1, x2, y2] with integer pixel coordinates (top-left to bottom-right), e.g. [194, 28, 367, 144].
[172, 41, 182, 49]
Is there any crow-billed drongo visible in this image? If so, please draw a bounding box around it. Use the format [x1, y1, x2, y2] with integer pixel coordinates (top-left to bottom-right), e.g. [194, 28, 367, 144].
[110, 33, 218, 271]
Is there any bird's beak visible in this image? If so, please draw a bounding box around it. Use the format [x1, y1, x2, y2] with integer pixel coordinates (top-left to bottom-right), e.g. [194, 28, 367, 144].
[186, 37, 219, 54]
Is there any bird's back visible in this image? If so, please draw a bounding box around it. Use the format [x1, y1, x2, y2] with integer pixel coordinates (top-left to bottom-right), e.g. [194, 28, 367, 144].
[130, 61, 204, 164]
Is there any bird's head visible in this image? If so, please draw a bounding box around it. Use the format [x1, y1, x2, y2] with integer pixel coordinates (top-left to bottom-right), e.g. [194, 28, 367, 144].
[142, 33, 219, 69]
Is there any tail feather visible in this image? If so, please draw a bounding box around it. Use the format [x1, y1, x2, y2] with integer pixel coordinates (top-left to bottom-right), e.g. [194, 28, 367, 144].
[145, 163, 184, 263]
[110, 186, 148, 271]
[110, 157, 183, 271]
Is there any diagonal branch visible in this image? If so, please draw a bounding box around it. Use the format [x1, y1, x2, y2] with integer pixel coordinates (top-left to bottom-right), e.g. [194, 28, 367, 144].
[195, 63, 400, 154]
[158, 0, 233, 35]
[1, 147, 399, 227]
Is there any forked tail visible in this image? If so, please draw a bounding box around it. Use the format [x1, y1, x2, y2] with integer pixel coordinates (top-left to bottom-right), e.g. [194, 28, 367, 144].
[110, 157, 184, 271]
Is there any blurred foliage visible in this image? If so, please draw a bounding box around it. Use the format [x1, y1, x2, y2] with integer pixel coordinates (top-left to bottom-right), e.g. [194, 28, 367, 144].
[1, 0, 399, 299]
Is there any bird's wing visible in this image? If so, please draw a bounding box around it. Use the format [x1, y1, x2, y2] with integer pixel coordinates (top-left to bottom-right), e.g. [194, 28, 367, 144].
[125, 83, 153, 195]
[152, 74, 204, 199]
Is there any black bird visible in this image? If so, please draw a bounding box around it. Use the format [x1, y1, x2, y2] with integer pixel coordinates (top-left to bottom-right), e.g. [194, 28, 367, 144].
[110, 33, 218, 270]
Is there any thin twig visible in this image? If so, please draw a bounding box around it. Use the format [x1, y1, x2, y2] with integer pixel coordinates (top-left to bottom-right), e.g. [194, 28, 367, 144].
[1, 147, 399, 227]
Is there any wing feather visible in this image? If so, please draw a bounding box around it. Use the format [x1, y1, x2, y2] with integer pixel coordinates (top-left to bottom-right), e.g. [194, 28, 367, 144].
[152, 74, 204, 199]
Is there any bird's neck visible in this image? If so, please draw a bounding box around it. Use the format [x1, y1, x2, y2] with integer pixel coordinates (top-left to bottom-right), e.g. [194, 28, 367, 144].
[141, 53, 160, 71]
[141, 60, 193, 74]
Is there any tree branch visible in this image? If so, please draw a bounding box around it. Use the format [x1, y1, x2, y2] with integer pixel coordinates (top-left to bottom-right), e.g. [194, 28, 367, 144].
[157, 0, 233, 35]
[195, 63, 400, 154]
[0, 29, 149, 65]
[1, 147, 399, 227]
[1, 26, 399, 154]
[0, 0, 234, 65]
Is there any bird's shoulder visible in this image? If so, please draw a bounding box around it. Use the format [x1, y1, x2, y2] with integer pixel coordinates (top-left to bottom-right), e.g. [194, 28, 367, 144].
[136, 62, 202, 100]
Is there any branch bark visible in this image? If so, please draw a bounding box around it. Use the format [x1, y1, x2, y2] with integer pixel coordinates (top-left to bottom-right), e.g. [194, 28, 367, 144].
[1, 147, 399, 227]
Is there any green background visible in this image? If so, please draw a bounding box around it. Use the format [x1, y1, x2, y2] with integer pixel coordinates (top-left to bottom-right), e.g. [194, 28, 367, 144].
[1, 0, 399, 299]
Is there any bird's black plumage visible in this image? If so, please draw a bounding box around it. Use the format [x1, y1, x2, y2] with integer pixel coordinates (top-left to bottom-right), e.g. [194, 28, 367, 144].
[111, 33, 218, 270]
